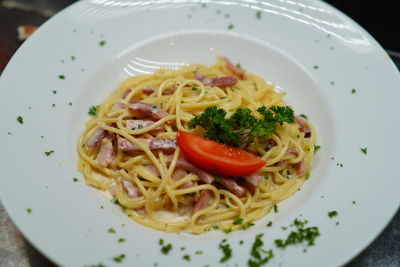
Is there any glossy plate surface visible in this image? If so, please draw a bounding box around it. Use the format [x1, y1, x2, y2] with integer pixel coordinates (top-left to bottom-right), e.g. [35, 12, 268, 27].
[0, 0, 399, 266]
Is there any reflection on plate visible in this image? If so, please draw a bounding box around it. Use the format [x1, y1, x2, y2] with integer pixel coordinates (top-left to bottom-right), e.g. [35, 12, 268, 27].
[0, 0, 399, 266]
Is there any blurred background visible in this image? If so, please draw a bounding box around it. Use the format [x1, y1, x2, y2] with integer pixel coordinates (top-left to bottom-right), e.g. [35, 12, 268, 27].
[0, 0, 399, 266]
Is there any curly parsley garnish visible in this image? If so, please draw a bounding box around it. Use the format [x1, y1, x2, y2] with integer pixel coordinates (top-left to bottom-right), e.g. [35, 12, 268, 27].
[248, 234, 274, 267]
[189, 106, 294, 147]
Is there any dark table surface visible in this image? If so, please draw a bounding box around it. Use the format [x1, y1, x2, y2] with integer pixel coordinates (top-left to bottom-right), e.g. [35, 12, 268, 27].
[0, 0, 399, 266]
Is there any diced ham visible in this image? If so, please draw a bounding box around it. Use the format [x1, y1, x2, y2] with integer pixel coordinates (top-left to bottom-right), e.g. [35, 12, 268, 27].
[219, 177, 245, 197]
[167, 156, 215, 184]
[121, 178, 142, 199]
[110, 102, 127, 113]
[149, 138, 176, 154]
[126, 119, 164, 133]
[172, 169, 194, 189]
[143, 86, 174, 95]
[86, 128, 107, 147]
[144, 164, 160, 177]
[117, 137, 150, 152]
[96, 139, 114, 167]
[223, 57, 246, 80]
[128, 101, 169, 121]
[193, 190, 213, 214]
[295, 116, 311, 138]
[293, 158, 306, 176]
[195, 73, 237, 87]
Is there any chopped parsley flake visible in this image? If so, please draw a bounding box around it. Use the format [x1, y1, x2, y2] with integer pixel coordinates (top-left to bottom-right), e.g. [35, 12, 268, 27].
[228, 24, 234, 30]
[299, 114, 308, 119]
[314, 145, 321, 152]
[52, 103, 56, 107]
[241, 222, 255, 230]
[273, 204, 278, 213]
[352, 201, 356, 204]
[180, 247, 186, 251]
[266, 221, 273, 227]
[264, 176, 269, 180]
[195, 250, 203, 255]
[274, 218, 320, 248]
[236, 63, 242, 69]
[44, 150, 54, 156]
[69, 102, 73, 106]
[360, 147, 368, 154]
[336, 163, 343, 167]
[256, 10, 262, 19]
[71, 56, 76, 61]
[17, 116, 23, 124]
[182, 254, 191, 261]
[161, 243, 173, 254]
[233, 218, 244, 225]
[219, 239, 232, 263]
[108, 227, 116, 233]
[223, 228, 232, 234]
[88, 105, 99, 116]
[52, 90, 57, 94]
[159, 239, 164, 245]
[118, 238, 125, 243]
[328, 210, 338, 219]
[192, 87, 198, 91]
[58, 75, 65, 79]
[99, 40, 106, 46]
[335, 221, 340, 226]
[213, 225, 219, 230]
[112, 254, 125, 263]
[26, 208, 32, 213]
[239, 240, 244, 245]
[248, 233, 274, 267]
[351, 88, 357, 94]
[73, 178, 79, 182]
[313, 65, 319, 69]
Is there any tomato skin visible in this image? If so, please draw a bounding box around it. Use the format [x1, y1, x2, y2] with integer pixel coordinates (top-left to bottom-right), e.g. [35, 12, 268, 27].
[176, 131, 265, 176]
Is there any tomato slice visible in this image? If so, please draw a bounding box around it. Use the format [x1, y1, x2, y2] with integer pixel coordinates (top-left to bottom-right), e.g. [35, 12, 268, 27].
[176, 131, 265, 176]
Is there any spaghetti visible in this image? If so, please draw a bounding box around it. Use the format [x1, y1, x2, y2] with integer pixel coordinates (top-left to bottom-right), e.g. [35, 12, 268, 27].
[77, 56, 316, 234]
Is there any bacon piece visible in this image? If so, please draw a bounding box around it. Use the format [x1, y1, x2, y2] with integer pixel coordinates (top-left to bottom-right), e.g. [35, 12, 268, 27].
[96, 139, 114, 167]
[117, 137, 150, 152]
[121, 178, 142, 199]
[121, 89, 132, 99]
[128, 101, 169, 121]
[86, 128, 107, 147]
[293, 158, 306, 176]
[143, 86, 174, 96]
[117, 137, 175, 153]
[167, 156, 215, 184]
[193, 190, 213, 214]
[110, 102, 127, 113]
[223, 57, 246, 80]
[195, 73, 237, 87]
[149, 138, 176, 154]
[144, 164, 160, 177]
[126, 119, 164, 133]
[219, 177, 245, 197]
[295, 116, 311, 138]
[241, 172, 262, 193]
[172, 169, 194, 189]
[286, 147, 299, 156]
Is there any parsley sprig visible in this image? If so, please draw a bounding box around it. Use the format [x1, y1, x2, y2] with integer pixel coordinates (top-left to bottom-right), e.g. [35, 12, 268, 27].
[248, 233, 274, 267]
[189, 106, 294, 147]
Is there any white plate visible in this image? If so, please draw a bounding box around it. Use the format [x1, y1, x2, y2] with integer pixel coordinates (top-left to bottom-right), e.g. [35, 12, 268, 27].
[1, 0, 399, 266]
